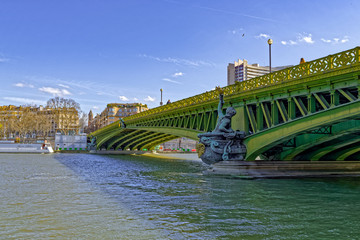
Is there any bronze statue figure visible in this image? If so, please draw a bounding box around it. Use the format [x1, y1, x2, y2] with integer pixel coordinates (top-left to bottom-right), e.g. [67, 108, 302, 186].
[197, 87, 246, 164]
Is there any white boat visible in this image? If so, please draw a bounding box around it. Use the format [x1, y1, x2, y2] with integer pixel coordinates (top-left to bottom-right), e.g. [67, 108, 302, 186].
[0, 143, 54, 153]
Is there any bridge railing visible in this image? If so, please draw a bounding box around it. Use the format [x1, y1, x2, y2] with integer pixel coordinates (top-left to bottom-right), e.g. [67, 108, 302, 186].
[125, 47, 360, 122]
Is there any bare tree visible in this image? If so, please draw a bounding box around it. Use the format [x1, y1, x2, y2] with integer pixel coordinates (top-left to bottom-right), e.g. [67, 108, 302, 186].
[46, 97, 81, 135]
[35, 112, 52, 140]
[78, 112, 88, 133]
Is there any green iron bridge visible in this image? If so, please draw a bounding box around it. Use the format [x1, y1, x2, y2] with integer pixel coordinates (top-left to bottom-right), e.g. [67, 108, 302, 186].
[91, 47, 360, 161]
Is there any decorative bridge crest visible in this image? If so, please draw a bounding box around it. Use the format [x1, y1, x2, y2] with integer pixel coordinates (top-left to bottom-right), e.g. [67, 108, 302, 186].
[197, 87, 246, 164]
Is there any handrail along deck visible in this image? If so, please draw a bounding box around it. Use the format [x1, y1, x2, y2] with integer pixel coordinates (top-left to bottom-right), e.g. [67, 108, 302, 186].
[124, 47, 360, 122]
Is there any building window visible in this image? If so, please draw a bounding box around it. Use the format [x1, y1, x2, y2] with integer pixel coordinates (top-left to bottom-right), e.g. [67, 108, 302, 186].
[109, 117, 114, 119]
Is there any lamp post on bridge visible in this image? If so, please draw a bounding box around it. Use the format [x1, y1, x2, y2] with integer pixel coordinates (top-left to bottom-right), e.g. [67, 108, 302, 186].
[160, 88, 163, 106]
[268, 38, 273, 73]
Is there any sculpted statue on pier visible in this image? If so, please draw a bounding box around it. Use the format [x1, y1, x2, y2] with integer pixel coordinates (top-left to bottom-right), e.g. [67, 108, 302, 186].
[213, 90, 237, 135]
[87, 136, 97, 151]
[197, 87, 246, 165]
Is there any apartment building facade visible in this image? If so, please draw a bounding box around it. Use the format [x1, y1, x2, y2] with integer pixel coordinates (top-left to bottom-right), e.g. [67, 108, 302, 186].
[0, 105, 79, 139]
[227, 59, 290, 85]
[87, 103, 148, 132]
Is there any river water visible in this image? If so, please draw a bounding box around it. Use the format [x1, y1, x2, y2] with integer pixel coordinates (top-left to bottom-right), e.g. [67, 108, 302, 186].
[1, 153, 360, 239]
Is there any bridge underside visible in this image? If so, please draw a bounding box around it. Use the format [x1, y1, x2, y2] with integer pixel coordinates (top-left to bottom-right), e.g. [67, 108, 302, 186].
[93, 126, 199, 151]
[245, 101, 360, 161]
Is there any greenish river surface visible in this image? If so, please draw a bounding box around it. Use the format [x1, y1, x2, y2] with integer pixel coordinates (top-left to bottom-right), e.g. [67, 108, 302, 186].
[1, 153, 360, 239]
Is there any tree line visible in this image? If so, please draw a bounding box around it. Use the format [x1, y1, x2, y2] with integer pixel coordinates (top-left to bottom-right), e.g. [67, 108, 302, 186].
[0, 97, 87, 142]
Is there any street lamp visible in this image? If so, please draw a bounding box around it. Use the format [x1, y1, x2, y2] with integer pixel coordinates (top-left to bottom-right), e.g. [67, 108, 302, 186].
[160, 88, 163, 106]
[267, 38, 273, 73]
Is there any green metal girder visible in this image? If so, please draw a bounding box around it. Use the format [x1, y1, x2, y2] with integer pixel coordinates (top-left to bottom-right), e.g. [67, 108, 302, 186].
[293, 97, 308, 116]
[143, 135, 179, 150]
[106, 130, 131, 150]
[244, 100, 360, 160]
[313, 93, 330, 110]
[281, 121, 360, 160]
[337, 147, 360, 160]
[131, 133, 168, 151]
[126, 126, 200, 140]
[276, 100, 288, 122]
[117, 131, 149, 150]
[307, 136, 360, 161]
[338, 88, 357, 102]
[131, 132, 164, 150]
[113, 130, 143, 150]
[139, 133, 171, 150]
[318, 141, 360, 161]
[245, 105, 257, 133]
[96, 127, 126, 149]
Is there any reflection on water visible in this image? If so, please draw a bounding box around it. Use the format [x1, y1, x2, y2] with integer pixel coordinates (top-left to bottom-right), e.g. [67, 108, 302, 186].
[1, 153, 360, 239]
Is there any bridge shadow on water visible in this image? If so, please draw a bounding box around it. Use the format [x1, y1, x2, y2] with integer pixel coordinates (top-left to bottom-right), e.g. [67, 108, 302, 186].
[55, 153, 360, 239]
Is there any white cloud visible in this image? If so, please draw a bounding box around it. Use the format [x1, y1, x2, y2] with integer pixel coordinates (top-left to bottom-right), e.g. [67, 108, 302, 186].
[140, 54, 215, 67]
[144, 96, 155, 102]
[255, 33, 271, 39]
[119, 96, 129, 101]
[162, 78, 182, 84]
[281, 33, 314, 46]
[133, 97, 138, 101]
[58, 84, 70, 88]
[3, 97, 44, 105]
[14, 82, 34, 88]
[341, 37, 349, 43]
[14, 83, 25, 87]
[38, 87, 71, 97]
[281, 40, 297, 45]
[298, 33, 314, 44]
[321, 38, 332, 43]
[172, 72, 184, 77]
[321, 36, 349, 44]
[92, 106, 99, 110]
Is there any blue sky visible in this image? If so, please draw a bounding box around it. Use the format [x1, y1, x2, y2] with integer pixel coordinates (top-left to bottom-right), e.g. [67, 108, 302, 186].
[0, 0, 358, 114]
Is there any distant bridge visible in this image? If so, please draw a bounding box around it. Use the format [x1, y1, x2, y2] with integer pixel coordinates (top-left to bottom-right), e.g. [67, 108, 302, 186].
[91, 47, 360, 161]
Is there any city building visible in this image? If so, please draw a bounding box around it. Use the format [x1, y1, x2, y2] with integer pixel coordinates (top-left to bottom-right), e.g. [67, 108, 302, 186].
[87, 103, 148, 132]
[158, 137, 197, 152]
[0, 104, 79, 140]
[227, 59, 291, 85]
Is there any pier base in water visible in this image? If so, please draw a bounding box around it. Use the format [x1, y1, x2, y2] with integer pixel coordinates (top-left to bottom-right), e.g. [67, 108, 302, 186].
[207, 161, 360, 178]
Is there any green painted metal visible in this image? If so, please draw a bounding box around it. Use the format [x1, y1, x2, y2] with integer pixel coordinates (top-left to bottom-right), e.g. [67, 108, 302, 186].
[115, 130, 149, 150]
[281, 121, 360, 160]
[143, 135, 179, 150]
[310, 137, 360, 161]
[91, 47, 360, 160]
[337, 146, 360, 160]
[244, 101, 360, 160]
[130, 132, 164, 150]
[136, 133, 169, 150]
[113, 130, 143, 150]
[106, 130, 131, 150]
